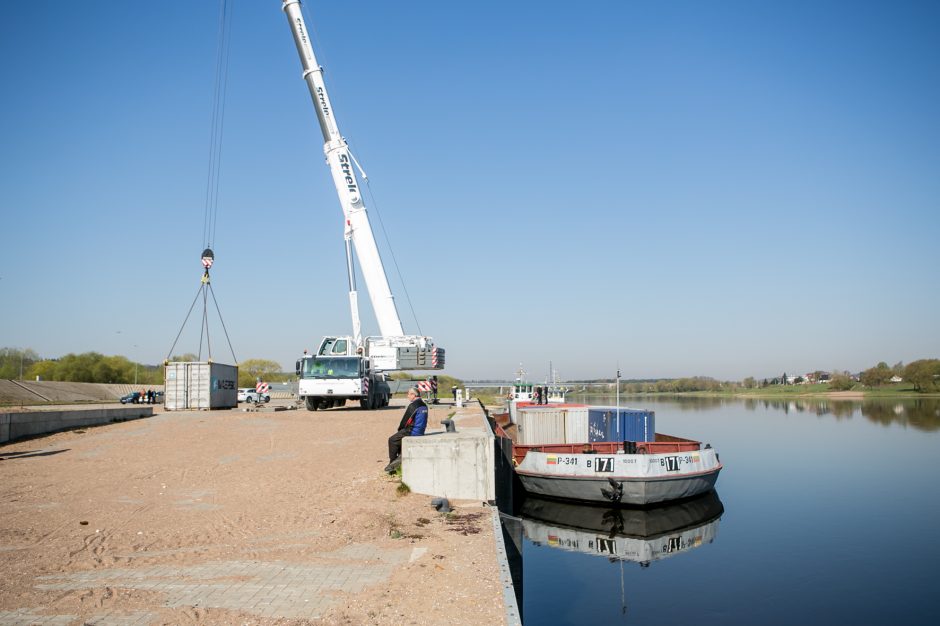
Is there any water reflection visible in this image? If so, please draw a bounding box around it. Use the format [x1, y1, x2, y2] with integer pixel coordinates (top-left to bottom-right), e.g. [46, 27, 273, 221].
[503, 492, 724, 623]
[573, 394, 940, 431]
[752, 398, 940, 431]
[575, 394, 732, 411]
[517, 491, 723, 566]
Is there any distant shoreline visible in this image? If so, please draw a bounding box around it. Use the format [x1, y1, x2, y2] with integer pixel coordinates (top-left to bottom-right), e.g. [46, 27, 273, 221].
[571, 389, 940, 401]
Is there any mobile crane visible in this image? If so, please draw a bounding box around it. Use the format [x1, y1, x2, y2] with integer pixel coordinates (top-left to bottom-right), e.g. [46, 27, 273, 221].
[281, 1, 445, 410]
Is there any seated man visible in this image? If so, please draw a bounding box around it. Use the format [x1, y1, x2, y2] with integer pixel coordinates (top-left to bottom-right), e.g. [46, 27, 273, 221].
[385, 387, 428, 473]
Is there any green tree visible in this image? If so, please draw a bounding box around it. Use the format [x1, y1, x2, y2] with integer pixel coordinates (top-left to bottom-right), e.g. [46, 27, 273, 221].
[238, 359, 283, 387]
[0, 347, 40, 379]
[55, 352, 102, 382]
[903, 359, 940, 393]
[742, 377, 756, 389]
[29, 360, 58, 381]
[860, 363, 892, 388]
[829, 373, 855, 391]
[22, 352, 149, 383]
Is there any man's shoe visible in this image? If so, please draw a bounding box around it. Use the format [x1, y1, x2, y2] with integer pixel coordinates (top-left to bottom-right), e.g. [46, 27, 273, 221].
[384, 458, 401, 473]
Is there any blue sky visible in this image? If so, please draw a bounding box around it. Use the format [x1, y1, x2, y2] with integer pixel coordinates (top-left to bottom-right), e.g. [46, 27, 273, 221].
[1, 1, 938, 382]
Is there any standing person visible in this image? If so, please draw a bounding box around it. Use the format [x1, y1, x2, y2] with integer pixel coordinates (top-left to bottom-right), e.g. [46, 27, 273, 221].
[451, 385, 458, 402]
[385, 388, 428, 473]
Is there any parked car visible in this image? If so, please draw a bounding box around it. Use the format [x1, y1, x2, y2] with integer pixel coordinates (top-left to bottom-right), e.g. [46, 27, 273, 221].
[120, 391, 164, 404]
[237, 388, 270, 404]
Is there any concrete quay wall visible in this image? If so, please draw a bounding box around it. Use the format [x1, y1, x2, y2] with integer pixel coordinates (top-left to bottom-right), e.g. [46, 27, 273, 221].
[402, 400, 496, 502]
[0, 406, 153, 444]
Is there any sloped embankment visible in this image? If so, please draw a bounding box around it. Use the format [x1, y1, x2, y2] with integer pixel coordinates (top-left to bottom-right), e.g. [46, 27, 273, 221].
[0, 380, 163, 406]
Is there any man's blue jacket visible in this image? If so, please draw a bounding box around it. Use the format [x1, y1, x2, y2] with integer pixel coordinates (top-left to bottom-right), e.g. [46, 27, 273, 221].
[398, 398, 428, 436]
[409, 405, 428, 436]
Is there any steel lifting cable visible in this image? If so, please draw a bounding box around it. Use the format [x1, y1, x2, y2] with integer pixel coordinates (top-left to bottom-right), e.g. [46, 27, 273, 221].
[166, 0, 237, 365]
[199, 284, 211, 361]
[359, 172, 424, 336]
[203, 0, 234, 250]
[165, 286, 206, 361]
[208, 283, 238, 363]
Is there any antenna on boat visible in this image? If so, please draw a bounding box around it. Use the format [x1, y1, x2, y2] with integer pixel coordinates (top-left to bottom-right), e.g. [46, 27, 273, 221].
[620, 555, 628, 617]
[616, 364, 621, 416]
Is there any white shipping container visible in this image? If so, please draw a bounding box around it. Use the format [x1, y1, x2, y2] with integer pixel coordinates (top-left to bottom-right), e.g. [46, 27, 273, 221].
[563, 406, 590, 443]
[517, 406, 567, 445]
[164, 362, 238, 410]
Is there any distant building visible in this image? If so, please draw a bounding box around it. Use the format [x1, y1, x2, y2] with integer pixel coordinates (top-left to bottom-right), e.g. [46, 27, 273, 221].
[890, 375, 903, 383]
[805, 371, 831, 384]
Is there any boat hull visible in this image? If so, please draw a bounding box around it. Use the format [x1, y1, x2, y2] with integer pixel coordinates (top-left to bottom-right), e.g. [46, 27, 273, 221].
[517, 469, 720, 505]
[514, 446, 722, 505]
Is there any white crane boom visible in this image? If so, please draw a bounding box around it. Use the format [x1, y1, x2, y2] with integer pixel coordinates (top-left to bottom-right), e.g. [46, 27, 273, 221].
[281, 0, 444, 372]
[282, 0, 404, 341]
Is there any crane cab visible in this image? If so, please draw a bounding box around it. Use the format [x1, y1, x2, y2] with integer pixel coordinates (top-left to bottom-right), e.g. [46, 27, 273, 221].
[317, 336, 357, 357]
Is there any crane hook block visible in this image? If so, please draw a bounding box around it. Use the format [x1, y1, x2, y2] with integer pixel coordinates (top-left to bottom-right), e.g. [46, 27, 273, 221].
[201, 248, 215, 271]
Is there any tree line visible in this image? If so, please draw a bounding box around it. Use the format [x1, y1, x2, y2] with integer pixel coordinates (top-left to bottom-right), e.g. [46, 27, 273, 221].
[5, 346, 938, 394]
[575, 357, 940, 395]
[858, 359, 940, 392]
[0, 347, 289, 389]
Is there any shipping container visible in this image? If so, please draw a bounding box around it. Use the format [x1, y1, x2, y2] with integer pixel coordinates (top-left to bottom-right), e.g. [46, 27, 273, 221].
[516, 406, 567, 445]
[587, 407, 655, 443]
[563, 406, 590, 443]
[164, 362, 238, 410]
[622, 408, 655, 442]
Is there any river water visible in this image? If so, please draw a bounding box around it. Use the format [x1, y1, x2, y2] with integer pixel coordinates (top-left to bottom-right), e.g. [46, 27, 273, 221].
[501, 396, 940, 625]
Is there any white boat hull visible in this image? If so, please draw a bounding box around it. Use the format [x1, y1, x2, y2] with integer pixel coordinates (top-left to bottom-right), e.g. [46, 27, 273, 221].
[515, 447, 722, 505]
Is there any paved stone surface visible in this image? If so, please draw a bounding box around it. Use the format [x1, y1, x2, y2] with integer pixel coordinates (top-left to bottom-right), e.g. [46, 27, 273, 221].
[0, 400, 509, 625]
[33, 544, 412, 620]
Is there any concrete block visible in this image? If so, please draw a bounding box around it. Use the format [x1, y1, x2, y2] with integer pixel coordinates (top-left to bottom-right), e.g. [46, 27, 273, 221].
[1, 407, 152, 444]
[402, 430, 494, 501]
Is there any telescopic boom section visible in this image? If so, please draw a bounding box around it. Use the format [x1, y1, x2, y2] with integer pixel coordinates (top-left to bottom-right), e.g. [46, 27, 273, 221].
[282, 0, 405, 339]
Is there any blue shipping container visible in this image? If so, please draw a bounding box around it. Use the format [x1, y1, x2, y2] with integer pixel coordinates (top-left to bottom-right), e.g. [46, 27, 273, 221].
[587, 407, 655, 443]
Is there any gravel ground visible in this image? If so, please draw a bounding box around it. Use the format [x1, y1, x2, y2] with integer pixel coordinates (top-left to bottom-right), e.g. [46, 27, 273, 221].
[0, 399, 507, 625]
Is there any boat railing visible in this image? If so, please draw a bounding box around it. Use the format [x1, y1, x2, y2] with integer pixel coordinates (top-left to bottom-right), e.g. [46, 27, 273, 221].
[510, 439, 702, 465]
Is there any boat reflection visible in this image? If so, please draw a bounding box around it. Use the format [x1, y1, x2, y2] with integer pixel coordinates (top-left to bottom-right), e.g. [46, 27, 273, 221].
[518, 490, 724, 566]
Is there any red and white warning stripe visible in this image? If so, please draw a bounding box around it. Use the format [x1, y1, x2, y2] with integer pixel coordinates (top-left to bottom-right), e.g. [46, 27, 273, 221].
[431, 347, 444, 368]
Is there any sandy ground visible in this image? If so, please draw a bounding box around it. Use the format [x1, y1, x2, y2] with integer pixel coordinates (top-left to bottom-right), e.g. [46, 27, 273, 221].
[823, 391, 866, 399]
[0, 399, 507, 625]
